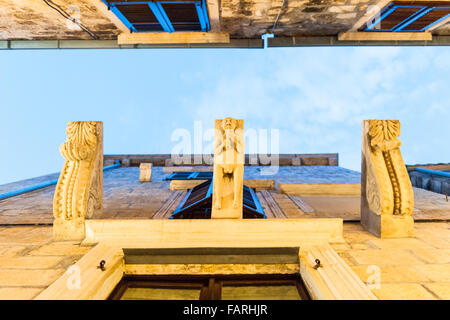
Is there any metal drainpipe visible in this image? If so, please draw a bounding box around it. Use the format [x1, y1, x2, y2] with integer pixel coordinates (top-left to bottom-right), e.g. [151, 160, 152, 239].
[416, 167, 450, 178]
[261, 33, 274, 49]
[0, 160, 121, 202]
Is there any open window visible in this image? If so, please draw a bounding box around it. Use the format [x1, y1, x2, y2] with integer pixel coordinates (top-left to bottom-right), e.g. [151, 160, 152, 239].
[170, 180, 266, 219]
[361, 1, 450, 32]
[103, 0, 210, 32]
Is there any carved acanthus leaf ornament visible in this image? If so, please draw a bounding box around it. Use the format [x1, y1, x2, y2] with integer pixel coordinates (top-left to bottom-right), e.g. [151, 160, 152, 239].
[365, 120, 413, 216]
[53, 121, 103, 221]
[369, 120, 402, 152]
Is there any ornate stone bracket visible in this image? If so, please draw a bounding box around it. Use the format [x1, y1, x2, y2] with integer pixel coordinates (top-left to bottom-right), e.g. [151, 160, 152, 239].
[212, 118, 245, 219]
[361, 120, 414, 238]
[53, 121, 103, 240]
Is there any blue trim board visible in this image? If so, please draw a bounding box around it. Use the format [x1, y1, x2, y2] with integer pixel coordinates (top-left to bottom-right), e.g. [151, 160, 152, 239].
[201, 0, 210, 30]
[365, 5, 427, 31]
[109, 5, 137, 32]
[419, 8, 450, 31]
[416, 167, 450, 178]
[246, 186, 266, 218]
[171, 188, 193, 217]
[206, 182, 213, 199]
[366, 4, 398, 31]
[195, 1, 207, 31]
[171, 180, 266, 219]
[188, 172, 199, 179]
[392, 7, 432, 31]
[104, 0, 211, 33]
[164, 171, 213, 181]
[0, 161, 121, 202]
[152, 2, 175, 32]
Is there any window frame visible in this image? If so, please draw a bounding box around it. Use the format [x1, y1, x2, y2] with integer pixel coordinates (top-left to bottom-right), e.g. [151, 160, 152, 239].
[170, 180, 266, 219]
[108, 274, 311, 300]
[103, 0, 211, 33]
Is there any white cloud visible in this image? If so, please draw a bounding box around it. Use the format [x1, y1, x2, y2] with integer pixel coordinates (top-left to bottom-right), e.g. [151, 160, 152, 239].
[180, 47, 450, 171]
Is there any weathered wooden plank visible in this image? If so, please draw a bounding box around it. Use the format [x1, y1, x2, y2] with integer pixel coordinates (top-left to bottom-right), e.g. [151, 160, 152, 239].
[256, 191, 276, 218]
[259, 190, 286, 218]
[271, 193, 305, 218]
[151, 191, 186, 219]
[288, 195, 315, 213]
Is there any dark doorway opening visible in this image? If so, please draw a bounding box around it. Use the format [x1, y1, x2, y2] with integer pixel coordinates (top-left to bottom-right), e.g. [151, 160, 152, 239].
[108, 274, 311, 300]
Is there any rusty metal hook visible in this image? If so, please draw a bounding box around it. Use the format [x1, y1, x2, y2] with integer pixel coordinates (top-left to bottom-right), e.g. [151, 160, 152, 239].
[313, 259, 322, 270]
[97, 260, 106, 271]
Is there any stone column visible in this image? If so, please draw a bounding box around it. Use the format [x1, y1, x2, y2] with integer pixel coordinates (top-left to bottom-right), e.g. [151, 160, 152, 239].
[361, 120, 414, 238]
[211, 118, 245, 219]
[53, 121, 103, 240]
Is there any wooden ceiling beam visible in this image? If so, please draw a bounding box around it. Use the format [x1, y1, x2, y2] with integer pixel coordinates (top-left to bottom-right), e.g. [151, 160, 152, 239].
[117, 32, 230, 45]
[206, 0, 221, 31]
[88, 0, 129, 33]
[338, 31, 432, 41]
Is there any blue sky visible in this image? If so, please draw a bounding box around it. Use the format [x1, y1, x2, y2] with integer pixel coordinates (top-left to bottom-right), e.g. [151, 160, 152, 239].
[0, 46, 449, 185]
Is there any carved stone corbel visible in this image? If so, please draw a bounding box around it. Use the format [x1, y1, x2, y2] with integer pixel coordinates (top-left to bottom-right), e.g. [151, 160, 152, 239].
[212, 118, 245, 219]
[361, 120, 414, 238]
[53, 121, 103, 240]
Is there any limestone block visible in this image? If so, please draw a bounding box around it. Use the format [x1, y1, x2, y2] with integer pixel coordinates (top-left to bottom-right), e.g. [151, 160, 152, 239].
[412, 264, 450, 282]
[0, 256, 63, 269]
[361, 120, 414, 238]
[424, 283, 450, 300]
[0, 288, 43, 300]
[351, 265, 431, 283]
[211, 118, 245, 219]
[28, 243, 92, 256]
[0, 245, 26, 257]
[347, 249, 424, 266]
[0, 269, 65, 287]
[53, 121, 103, 240]
[372, 283, 436, 300]
[408, 247, 450, 264]
[139, 163, 152, 182]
